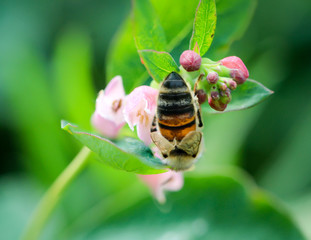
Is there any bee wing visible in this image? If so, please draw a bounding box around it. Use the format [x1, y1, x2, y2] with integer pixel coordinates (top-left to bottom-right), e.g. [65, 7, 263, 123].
[177, 131, 202, 157]
[150, 132, 174, 156]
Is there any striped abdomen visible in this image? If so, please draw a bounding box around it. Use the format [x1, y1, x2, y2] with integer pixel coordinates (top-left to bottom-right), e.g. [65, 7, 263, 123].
[157, 72, 196, 141]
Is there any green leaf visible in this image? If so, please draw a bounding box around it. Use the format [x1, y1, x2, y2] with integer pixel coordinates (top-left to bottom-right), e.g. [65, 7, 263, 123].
[73, 170, 305, 240]
[138, 50, 179, 83]
[203, 79, 273, 114]
[133, 0, 176, 83]
[132, 0, 167, 51]
[61, 121, 167, 175]
[190, 0, 217, 56]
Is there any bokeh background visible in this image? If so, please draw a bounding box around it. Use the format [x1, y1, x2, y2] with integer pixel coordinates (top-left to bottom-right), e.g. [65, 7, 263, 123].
[1, 0, 311, 239]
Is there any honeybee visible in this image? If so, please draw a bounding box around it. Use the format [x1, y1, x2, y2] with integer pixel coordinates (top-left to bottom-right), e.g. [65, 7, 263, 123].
[150, 71, 203, 171]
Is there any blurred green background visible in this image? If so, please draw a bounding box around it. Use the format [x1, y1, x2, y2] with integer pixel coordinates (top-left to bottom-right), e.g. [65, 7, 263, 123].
[0, 0, 311, 239]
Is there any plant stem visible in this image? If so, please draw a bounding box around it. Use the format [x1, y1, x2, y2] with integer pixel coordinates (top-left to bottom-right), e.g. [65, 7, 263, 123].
[22, 146, 91, 240]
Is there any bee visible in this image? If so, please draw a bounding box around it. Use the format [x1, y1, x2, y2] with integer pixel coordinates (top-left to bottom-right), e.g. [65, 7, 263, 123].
[150, 71, 203, 171]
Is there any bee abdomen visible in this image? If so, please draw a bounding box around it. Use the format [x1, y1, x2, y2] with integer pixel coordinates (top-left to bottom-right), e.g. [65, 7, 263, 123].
[158, 104, 194, 115]
[157, 90, 195, 126]
[157, 72, 197, 141]
[158, 119, 196, 130]
[158, 92, 192, 108]
[158, 119, 196, 141]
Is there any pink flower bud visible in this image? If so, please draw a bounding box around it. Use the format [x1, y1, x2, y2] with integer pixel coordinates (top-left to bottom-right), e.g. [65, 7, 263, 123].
[219, 82, 227, 91]
[139, 170, 184, 204]
[208, 89, 229, 111]
[123, 86, 158, 145]
[208, 97, 227, 111]
[210, 90, 220, 100]
[228, 79, 237, 90]
[91, 76, 126, 138]
[195, 89, 207, 104]
[220, 88, 232, 104]
[230, 69, 247, 84]
[220, 56, 249, 84]
[179, 50, 201, 72]
[207, 72, 219, 84]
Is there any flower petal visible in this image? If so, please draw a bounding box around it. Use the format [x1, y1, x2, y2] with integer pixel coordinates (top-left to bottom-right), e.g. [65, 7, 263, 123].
[137, 121, 152, 146]
[123, 86, 158, 145]
[91, 76, 126, 138]
[91, 112, 124, 139]
[104, 75, 125, 97]
[139, 171, 184, 204]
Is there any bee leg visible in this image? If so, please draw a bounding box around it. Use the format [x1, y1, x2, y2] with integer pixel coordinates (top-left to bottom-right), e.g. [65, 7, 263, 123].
[193, 73, 205, 92]
[193, 74, 204, 128]
[150, 116, 157, 133]
[177, 131, 202, 157]
[150, 131, 174, 159]
[197, 108, 203, 128]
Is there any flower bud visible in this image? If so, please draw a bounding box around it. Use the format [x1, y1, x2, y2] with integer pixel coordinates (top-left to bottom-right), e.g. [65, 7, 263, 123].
[208, 87, 227, 111]
[195, 89, 207, 104]
[218, 82, 227, 91]
[230, 69, 247, 84]
[210, 90, 220, 100]
[179, 50, 201, 72]
[220, 56, 249, 84]
[220, 88, 232, 105]
[208, 96, 227, 111]
[207, 72, 219, 84]
[228, 79, 237, 90]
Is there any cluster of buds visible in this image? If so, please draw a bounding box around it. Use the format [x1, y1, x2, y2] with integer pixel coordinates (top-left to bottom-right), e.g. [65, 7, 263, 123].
[179, 50, 249, 111]
[206, 56, 248, 111]
[206, 72, 236, 111]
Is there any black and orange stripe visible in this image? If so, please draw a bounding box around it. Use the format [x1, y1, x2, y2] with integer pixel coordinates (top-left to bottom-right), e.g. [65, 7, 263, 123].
[157, 72, 197, 141]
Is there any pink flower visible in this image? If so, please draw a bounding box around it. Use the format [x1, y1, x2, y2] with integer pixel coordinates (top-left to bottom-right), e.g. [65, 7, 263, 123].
[123, 86, 158, 145]
[91, 76, 126, 138]
[220, 56, 249, 84]
[139, 171, 184, 203]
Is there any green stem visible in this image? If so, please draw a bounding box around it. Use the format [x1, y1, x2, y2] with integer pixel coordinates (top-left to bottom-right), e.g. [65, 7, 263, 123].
[22, 146, 91, 240]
